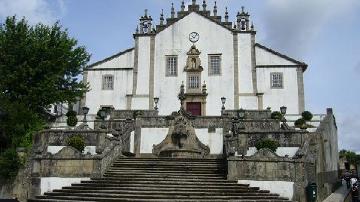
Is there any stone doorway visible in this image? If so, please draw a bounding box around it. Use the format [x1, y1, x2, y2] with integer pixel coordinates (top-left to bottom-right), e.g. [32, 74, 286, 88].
[186, 102, 201, 116]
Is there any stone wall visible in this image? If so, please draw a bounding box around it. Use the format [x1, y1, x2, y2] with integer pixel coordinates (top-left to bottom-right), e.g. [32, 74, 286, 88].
[314, 109, 339, 201]
[0, 128, 125, 201]
[227, 148, 307, 201]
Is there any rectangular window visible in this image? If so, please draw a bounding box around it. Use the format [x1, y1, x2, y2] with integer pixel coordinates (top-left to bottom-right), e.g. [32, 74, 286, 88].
[188, 75, 200, 89]
[209, 55, 221, 75]
[102, 75, 114, 90]
[166, 56, 177, 76]
[271, 72, 283, 88]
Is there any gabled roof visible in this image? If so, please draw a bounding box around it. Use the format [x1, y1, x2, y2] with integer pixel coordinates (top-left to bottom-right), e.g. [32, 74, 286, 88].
[156, 11, 236, 34]
[86, 47, 134, 69]
[255, 43, 308, 71]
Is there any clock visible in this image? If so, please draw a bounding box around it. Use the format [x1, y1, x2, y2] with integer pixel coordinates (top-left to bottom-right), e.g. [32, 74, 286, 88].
[189, 32, 199, 43]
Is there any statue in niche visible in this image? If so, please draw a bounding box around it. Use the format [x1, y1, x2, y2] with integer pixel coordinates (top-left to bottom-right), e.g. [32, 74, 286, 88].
[191, 58, 197, 69]
[184, 45, 203, 72]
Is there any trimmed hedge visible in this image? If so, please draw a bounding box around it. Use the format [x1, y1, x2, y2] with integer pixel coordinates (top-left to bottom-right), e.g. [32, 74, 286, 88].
[271, 111, 283, 120]
[255, 139, 280, 152]
[294, 118, 306, 128]
[301, 111, 313, 121]
[66, 135, 85, 152]
[66, 115, 78, 127]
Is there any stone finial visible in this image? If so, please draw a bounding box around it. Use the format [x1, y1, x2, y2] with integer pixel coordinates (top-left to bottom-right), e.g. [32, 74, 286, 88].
[181, 1, 185, 11]
[160, 9, 164, 25]
[250, 22, 254, 30]
[192, 0, 196, 5]
[213, 1, 217, 16]
[202, 0, 207, 11]
[144, 9, 148, 17]
[135, 26, 139, 34]
[171, 3, 175, 18]
[327, 108, 333, 115]
[202, 81, 207, 94]
[178, 82, 186, 108]
[225, 7, 229, 22]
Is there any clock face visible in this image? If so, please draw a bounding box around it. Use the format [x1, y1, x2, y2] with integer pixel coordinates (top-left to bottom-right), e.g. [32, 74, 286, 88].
[189, 32, 199, 43]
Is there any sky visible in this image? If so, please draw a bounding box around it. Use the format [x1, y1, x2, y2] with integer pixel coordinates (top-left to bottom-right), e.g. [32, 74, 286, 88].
[1, 0, 360, 152]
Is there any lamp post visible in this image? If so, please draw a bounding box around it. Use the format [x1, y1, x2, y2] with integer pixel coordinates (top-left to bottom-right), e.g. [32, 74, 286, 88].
[82, 106, 89, 125]
[154, 97, 159, 111]
[221, 97, 226, 114]
[280, 106, 287, 123]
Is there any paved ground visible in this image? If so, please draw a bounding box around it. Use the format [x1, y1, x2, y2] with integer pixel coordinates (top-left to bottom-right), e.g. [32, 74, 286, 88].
[323, 183, 351, 202]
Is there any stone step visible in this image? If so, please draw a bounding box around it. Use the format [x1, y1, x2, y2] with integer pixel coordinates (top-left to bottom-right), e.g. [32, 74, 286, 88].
[72, 182, 253, 189]
[104, 170, 225, 176]
[107, 166, 225, 171]
[108, 166, 225, 171]
[114, 157, 223, 162]
[61, 185, 260, 192]
[32, 196, 290, 202]
[104, 173, 225, 181]
[105, 170, 225, 175]
[40, 192, 289, 200]
[76, 180, 246, 187]
[50, 189, 279, 196]
[112, 161, 224, 166]
[73, 181, 250, 190]
[87, 177, 236, 183]
[112, 161, 224, 165]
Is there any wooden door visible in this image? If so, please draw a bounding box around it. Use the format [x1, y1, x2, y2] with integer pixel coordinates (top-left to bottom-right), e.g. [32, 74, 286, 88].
[186, 102, 201, 116]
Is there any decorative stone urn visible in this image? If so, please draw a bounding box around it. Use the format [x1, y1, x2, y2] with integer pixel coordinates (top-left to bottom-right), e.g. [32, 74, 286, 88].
[152, 109, 210, 158]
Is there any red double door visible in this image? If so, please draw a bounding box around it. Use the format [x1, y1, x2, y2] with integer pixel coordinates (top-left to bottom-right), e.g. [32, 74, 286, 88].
[186, 102, 201, 116]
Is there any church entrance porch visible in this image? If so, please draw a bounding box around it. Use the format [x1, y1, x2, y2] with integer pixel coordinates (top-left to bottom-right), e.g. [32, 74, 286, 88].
[186, 102, 201, 116]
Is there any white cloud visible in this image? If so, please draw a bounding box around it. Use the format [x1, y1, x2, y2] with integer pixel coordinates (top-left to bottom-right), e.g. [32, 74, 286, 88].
[337, 113, 360, 153]
[0, 0, 65, 25]
[261, 0, 360, 58]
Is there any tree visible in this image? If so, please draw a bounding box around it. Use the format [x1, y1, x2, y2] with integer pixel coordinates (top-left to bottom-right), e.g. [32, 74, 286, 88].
[339, 149, 360, 168]
[0, 16, 90, 150]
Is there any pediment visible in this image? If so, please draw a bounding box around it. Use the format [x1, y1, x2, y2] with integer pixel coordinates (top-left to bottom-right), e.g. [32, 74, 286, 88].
[157, 12, 233, 36]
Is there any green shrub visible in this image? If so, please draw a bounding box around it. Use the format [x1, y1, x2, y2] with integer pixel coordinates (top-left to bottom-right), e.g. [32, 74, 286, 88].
[294, 118, 305, 127]
[301, 111, 313, 121]
[271, 111, 283, 120]
[66, 135, 85, 152]
[255, 139, 280, 152]
[294, 118, 307, 129]
[66, 116, 78, 127]
[0, 149, 22, 180]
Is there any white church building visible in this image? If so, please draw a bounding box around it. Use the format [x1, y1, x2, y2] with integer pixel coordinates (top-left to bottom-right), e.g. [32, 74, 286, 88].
[83, 1, 307, 116]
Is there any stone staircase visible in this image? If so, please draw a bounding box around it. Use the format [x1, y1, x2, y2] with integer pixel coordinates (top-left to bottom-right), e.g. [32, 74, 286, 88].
[29, 158, 291, 202]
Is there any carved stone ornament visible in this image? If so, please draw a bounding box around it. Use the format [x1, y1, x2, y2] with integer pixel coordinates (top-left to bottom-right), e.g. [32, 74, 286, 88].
[153, 110, 210, 158]
[184, 45, 203, 72]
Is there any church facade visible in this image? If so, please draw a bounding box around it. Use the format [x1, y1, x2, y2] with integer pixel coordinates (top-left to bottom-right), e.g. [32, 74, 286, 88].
[83, 1, 307, 116]
[0, 2, 340, 202]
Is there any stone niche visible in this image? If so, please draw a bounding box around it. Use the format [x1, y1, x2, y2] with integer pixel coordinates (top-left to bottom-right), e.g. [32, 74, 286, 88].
[152, 110, 210, 158]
